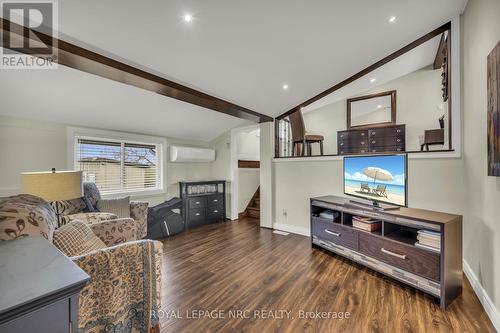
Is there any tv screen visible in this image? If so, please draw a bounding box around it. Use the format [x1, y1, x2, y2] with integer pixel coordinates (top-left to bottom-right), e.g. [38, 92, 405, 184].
[343, 154, 407, 207]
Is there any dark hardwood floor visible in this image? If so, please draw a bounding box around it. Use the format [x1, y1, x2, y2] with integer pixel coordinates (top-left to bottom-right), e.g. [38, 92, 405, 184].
[160, 218, 494, 333]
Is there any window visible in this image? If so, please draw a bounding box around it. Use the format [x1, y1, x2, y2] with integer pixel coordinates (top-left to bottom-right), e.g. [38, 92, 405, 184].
[73, 134, 163, 195]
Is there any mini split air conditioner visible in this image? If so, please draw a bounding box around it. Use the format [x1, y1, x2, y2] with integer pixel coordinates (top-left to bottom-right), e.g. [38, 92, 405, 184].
[169, 146, 216, 163]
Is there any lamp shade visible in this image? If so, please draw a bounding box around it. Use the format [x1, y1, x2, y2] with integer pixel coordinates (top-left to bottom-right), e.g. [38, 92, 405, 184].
[21, 170, 83, 202]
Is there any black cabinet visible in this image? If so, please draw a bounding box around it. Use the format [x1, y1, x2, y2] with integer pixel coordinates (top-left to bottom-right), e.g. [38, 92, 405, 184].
[337, 124, 406, 154]
[180, 181, 226, 229]
[0, 236, 89, 333]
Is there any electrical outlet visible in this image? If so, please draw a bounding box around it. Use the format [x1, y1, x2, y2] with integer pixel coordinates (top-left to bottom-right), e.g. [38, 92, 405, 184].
[282, 209, 287, 217]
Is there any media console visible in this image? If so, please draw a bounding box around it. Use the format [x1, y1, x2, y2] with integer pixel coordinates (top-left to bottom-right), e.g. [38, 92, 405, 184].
[310, 195, 462, 309]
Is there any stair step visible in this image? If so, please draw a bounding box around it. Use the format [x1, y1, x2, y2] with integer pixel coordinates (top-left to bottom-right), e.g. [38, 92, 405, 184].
[248, 212, 259, 218]
[244, 186, 260, 219]
[247, 207, 260, 218]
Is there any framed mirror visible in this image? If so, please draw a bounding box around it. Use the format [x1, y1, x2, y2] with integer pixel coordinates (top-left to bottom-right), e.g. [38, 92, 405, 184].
[347, 90, 396, 129]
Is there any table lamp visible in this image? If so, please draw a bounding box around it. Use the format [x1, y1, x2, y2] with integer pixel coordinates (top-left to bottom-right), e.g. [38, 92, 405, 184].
[21, 168, 83, 227]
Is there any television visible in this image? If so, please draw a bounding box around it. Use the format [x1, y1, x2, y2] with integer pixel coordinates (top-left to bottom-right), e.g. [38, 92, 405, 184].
[343, 154, 407, 207]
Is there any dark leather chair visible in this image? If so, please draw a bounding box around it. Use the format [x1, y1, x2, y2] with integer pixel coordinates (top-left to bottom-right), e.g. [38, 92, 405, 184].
[289, 110, 324, 156]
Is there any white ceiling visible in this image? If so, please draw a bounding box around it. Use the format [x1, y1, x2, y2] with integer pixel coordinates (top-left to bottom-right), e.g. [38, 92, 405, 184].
[54, 0, 466, 117]
[0, 0, 466, 141]
[0, 67, 249, 141]
[303, 34, 442, 112]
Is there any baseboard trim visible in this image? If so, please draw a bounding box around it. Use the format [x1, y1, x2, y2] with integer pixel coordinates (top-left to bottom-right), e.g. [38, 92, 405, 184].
[272, 223, 310, 237]
[463, 259, 500, 332]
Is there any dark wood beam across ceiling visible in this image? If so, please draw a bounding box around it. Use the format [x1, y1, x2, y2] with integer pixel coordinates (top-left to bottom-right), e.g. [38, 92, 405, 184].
[0, 18, 272, 123]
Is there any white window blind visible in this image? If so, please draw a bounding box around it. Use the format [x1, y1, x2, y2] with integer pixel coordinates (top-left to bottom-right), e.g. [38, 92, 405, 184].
[75, 137, 161, 194]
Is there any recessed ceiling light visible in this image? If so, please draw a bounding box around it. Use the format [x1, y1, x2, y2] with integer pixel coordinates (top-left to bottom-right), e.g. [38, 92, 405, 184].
[377, 104, 383, 109]
[282, 84, 289, 91]
[370, 78, 376, 83]
[183, 13, 193, 23]
[389, 16, 397, 23]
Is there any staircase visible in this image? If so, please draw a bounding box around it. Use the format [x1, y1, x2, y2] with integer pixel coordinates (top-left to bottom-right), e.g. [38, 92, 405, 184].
[243, 187, 260, 219]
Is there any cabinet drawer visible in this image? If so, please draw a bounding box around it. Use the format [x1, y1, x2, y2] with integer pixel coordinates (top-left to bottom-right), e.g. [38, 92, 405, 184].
[338, 130, 368, 140]
[338, 147, 369, 155]
[369, 136, 405, 146]
[207, 206, 224, 220]
[359, 233, 440, 281]
[312, 220, 358, 250]
[206, 194, 223, 207]
[188, 197, 206, 209]
[369, 144, 405, 153]
[188, 208, 205, 223]
[368, 126, 405, 138]
[338, 138, 368, 147]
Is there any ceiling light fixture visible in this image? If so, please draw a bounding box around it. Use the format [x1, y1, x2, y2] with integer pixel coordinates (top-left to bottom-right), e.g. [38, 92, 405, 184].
[282, 84, 289, 91]
[370, 78, 376, 83]
[389, 16, 397, 23]
[183, 13, 193, 23]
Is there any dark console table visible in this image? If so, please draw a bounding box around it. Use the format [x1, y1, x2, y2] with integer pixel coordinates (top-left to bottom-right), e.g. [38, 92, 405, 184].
[0, 236, 89, 333]
[180, 180, 226, 229]
[310, 195, 462, 309]
[338, 124, 405, 155]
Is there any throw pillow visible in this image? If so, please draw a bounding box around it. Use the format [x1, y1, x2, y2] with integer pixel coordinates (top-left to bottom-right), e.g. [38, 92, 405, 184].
[0, 194, 57, 242]
[97, 197, 131, 219]
[53, 220, 106, 257]
[51, 198, 86, 216]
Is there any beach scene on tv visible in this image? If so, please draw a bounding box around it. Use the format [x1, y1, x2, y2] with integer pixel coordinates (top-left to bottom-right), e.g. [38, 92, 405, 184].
[344, 155, 406, 206]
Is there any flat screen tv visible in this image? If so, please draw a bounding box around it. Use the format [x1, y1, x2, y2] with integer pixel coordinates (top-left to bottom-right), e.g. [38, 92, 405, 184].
[343, 154, 407, 207]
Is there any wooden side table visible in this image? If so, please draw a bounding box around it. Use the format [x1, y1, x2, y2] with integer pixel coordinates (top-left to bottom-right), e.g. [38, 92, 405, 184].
[0, 236, 89, 333]
[421, 128, 445, 151]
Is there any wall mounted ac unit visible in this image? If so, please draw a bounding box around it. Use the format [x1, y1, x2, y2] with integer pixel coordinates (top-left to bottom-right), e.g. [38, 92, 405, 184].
[170, 146, 216, 163]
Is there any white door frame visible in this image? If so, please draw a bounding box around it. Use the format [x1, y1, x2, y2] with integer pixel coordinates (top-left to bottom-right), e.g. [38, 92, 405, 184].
[229, 124, 260, 220]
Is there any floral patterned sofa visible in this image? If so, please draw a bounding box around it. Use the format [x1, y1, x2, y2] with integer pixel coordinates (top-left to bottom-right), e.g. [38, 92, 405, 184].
[56, 182, 149, 238]
[0, 194, 162, 333]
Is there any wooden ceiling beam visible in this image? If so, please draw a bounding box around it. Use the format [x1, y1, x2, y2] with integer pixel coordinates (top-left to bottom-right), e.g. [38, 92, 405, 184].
[1, 18, 273, 123]
[433, 32, 448, 70]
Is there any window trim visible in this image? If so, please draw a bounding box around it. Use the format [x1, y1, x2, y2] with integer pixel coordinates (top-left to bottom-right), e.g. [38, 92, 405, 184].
[67, 127, 166, 197]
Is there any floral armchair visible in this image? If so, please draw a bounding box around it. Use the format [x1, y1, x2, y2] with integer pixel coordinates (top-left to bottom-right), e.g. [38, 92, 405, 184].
[56, 182, 149, 238]
[0, 194, 162, 333]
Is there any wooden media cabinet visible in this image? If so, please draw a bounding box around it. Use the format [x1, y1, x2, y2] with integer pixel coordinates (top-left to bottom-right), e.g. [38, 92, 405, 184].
[310, 195, 462, 309]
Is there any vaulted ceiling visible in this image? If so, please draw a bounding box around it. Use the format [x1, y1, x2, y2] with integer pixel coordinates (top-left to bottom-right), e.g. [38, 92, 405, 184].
[0, 0, 467, 141]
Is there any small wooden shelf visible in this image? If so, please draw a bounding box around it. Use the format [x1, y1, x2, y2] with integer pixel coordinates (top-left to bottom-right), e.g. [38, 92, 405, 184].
[384, 229, 417, 246]
[383, 222, 419, 246]
[352, 227, 382, 237]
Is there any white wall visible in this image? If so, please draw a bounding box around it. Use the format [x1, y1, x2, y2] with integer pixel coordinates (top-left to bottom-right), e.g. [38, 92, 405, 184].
[237, 128, 260, 161]
[210, 131, 233, 218]
[462, 0, 500, 319]
[259, 122, 274, 228]
[0, 115, 213, 206]
[0, 116, 67, 197]
[163, 138, 213, 204]
[304, 66, 447, 154]
[273, 157, 465, 235]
